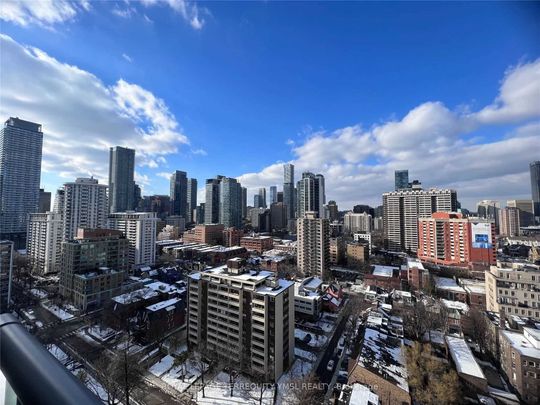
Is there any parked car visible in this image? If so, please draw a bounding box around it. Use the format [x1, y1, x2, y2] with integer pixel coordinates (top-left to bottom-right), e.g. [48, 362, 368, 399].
[337, 374, 348, 385]
[327, 360, 335, 372]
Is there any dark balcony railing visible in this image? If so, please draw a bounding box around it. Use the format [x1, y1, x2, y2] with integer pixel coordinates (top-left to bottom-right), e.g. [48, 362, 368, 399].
[0, 314, 101, 405]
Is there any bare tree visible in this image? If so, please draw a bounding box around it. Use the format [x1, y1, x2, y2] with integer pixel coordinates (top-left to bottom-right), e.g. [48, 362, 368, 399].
[249, 371, 273, 405]
[466, 307, 489, 354]
[93, 343, 144, 405]
[193, 351, 210, 398]
[287, 374, 325, 404]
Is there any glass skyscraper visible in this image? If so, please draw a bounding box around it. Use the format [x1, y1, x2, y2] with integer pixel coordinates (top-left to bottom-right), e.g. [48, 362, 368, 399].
[394, 169, 409, 190]
[108, 146, 135, 213]
[170, 170, 188, 218]
[0, 118, 43, 249]
[219, 177, 242, 228]
[283, 163, 295, 220]
[530, 161, 540, 218]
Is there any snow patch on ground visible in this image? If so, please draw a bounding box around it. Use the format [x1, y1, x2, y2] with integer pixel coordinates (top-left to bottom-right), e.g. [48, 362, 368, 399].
[149, 355, 175, 377]
[30, 289, 48, 299]
[196, 371, 274, 405]
[41, 302, 74, 320]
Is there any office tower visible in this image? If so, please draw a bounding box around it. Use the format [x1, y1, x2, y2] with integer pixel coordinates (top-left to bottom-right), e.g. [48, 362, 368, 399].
[241, 187, 247, 219]
[327, 200, 339, 222]
[283, 163, 295, 220]
[108, 212, 157, 268]
[219, 177, 243, 228]
[205, 176, 223, 224]
[531, 161, 540, 218]
[38, 189, 51, 213]
[254, 194, 261, 208]
[417, 212, 495, 266]
[477, 200, 500, 229]
[277, 191, 283, 203]
[486, 263, 540, 321]
[53, 189, 65, 215]
[343, 212, 372, 234]
[196, 203, 205, 224]
[188, 259, 295, 381]
[270, 186, 277, 204]
[0, 240, 14, 313]
[383, 188, 457, 252]
[250, 208, 270, 232]
[59, 228, 129, 310]
[353, 204, 375, 217]
[394, 170, 409, 190]
[374, 205, 384, 218]
[258, 187, 267, 208]
[499, 207, 521, 237]
[297, 212, 330, 280]
[186, 178, 198, 222]
[108, 146, 135, 213]
[62, 178, 108, 241]
[170, 170, 188, 218]
[297, 172, 325, 218]
[133, 183, 142, 210]
[0, 117, 43, 249]
[270, 202, 288, 230]
[27, 212, 63, 274]
[507, 199, 535, 227]
[142, 194, 171, 219]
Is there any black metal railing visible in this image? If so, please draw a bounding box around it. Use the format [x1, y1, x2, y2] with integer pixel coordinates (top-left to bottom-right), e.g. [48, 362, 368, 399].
[0, 314, 101, 405]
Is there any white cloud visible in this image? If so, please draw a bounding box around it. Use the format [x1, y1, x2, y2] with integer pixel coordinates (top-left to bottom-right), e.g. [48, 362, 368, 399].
[0, 0, 89, 27]
[0, 0, 206, 30]
[473, 59, 540, 124]
[238, 59, 540, 210]
[191, 148, 207, 156]
[0, 34, 189, 185]
[139, 0, 207, 30]
[122, 53, 133, 63]
[157, 172, 172, 180]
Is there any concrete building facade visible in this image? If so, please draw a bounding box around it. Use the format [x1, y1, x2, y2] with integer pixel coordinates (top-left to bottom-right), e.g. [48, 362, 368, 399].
[187, 260, 295, 381]
[297, 212, 330, 280]
[27, 212, 63, 274]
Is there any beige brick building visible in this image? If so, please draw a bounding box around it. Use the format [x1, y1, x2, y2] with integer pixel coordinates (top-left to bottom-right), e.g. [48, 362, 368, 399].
[485, 263, 540, 321]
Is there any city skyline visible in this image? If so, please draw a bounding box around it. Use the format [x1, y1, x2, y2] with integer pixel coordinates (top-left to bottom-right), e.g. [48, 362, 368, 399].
[1, 2, 539, 210]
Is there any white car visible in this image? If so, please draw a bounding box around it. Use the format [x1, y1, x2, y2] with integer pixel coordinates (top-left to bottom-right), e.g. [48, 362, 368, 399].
[327, 360, 335, 372]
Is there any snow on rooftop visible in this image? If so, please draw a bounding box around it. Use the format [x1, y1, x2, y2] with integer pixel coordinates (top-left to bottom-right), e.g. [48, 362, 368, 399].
[441, 299, 469, 313]
[434, 276, 466, 293]
[407, 257, 425, 270]
[256, 279, 294, 296]
[446, 336, 486, 380]
[349, 384, 379, 405]
[501, 330, 540, 359]
[460, 279, 486, 295]
[112, 287, 158, 304]
[146, 297, 181, 312]
[357, 327, 409, 392]
[372, 265, 397, 278]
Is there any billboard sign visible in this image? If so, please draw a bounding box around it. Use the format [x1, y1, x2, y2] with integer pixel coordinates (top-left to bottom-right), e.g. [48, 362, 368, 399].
[471, 222, 492, 248]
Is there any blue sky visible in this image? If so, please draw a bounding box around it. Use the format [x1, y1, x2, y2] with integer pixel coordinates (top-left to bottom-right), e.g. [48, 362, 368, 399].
[1, 1, 539, 209]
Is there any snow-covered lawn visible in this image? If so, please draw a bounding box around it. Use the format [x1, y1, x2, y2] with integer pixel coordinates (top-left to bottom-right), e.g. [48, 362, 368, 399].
[275, 357, 316, 405]
[196, 371, 274, 405]
[30, 288, 48, 299]
[88, 325, 118, 342]
[41, 302, 74, 320]
[149, 355, 175, 377]
[294, 328, 328, 348]
[294, 347, 317, 362]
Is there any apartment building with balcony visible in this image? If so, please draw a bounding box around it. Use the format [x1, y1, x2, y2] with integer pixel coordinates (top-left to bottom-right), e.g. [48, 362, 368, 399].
[485, 262, 540, 321]
[187, 258, 294, 381]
